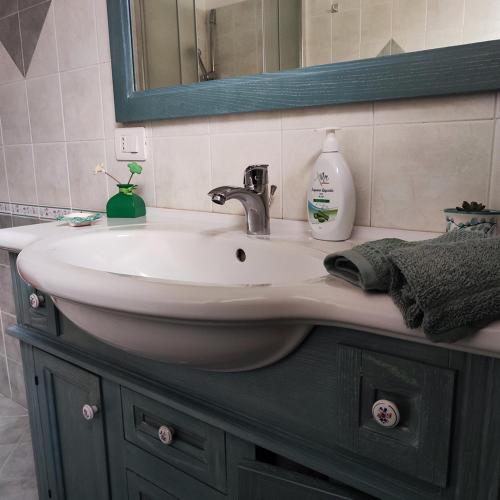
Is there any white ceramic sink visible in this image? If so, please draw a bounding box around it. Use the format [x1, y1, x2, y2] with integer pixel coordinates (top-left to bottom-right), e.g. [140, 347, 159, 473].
[17, 222, 329, 371]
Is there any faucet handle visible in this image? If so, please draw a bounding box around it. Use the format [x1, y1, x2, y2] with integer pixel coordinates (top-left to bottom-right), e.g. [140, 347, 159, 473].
[244, 165, 269, 190]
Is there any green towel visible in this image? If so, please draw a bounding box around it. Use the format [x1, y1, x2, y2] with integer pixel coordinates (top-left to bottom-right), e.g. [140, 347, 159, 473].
[324, 230, 482, 292]
[388, 237, 500, 342]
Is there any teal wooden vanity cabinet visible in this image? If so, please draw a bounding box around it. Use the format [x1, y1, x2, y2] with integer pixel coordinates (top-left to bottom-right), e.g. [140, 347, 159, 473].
[7, 255, 500, 500]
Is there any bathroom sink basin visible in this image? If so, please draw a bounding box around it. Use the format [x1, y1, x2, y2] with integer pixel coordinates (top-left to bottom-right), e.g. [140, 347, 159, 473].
[17, 222, 329, 371]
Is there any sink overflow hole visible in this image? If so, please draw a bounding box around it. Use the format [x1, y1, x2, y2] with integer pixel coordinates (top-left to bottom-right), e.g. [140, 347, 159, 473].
[236, 248, 246, 262]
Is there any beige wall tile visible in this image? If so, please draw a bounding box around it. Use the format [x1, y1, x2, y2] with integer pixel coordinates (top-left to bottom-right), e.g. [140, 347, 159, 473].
[210, 111, 281, 134]
[282, 127, 372, 225]
[210, 131, 282, 217]
[338, 0, 361, 10]
[26, 3, 58, 78]
[0, 265, 15, 315]
[0, 249, 8, 267]
[392, 0, 426, 53]
[7, 359, 26, 407]
[372, 121, 494, 231]
[282, 129, 323, 221]
[67, 140, 107, 211]
[375, 93, 495, 124]
[306, 0, 333, 17]
[488, 120, 500, 210]
[152, 117, 210, 138]
[332, 9, 360, 63]
[94, 0, 111, 63]
[54, 0, 99, 71]
[26, 74, 65, 143]
[99, 62, 117, 139]
[33, 142, 70, 207]
[0, 355, 10, 399]
[360, 2, 392, 58]
[283, 102, 373, 130]
[105, 139, 155, 206]
[0, 82, 31, 145]
[4, 145, 36, 204]
[0, 43, 24, 86]
[153, 135, 211, 212]
[61, 66, 104, 142]
[463, 0, 500, 44]
[2, 313, 19, 363]
[426, 0, 464, 49]
[304, 15, 332, 66]
[0, 150, 9, 201]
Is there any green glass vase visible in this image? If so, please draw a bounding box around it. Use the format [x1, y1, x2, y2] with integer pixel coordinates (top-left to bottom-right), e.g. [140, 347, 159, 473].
[106, 184, 146, 218]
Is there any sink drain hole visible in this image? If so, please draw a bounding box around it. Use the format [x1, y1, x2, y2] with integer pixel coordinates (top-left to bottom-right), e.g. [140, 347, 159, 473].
[236, 248, 246, 262]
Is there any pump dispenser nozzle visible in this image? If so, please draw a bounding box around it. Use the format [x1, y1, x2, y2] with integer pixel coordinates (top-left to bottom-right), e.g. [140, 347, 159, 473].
[314, 128, 340, 153]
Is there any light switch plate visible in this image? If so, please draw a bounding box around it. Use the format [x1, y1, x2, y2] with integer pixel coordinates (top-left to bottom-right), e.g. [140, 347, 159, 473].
[114, 127, 147, 161]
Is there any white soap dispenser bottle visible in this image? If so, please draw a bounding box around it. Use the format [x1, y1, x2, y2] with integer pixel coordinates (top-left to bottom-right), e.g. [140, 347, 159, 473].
[307, 129, 356, 241]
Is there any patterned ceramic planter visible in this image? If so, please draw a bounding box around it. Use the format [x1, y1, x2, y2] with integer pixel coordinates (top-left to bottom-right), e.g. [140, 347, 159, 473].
[443, 208, 500, 238]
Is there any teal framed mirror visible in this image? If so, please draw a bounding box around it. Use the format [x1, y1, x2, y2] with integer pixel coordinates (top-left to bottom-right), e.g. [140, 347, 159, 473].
[107, 0, 500, 123]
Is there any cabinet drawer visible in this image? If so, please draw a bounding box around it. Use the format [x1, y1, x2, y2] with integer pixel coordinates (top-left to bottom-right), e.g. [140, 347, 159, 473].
[337, 345, 455, 487]
[238, 462, 373, 500]
[15, 271, 59, 336]
[121, 387, 226, 492]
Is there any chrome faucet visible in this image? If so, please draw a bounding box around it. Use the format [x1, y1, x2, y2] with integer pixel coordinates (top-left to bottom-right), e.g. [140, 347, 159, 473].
[208, 165, 277, 236]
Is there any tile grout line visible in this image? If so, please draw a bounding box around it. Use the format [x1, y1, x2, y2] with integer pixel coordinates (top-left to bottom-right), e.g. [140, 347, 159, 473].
[0, 118, 13, 215]
[23, 80, 41, 217]
[0, 314, 9, 401]
[0, 439, 21, 479]
[486, 95, 498, 208]
[15, 12, 25, 77]
[369, 105, 375, 227]
[92, 0, 109, 202]
[51, 1, 73, 211]
[208, 133, 214, 213]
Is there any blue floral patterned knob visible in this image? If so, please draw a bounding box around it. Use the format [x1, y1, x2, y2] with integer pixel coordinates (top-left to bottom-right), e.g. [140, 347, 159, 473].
[372, 399, 400, 428]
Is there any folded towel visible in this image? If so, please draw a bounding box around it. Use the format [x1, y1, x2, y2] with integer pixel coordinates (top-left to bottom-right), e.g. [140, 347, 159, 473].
[388, 237, 500, 342]
[324, 230, 482, 292]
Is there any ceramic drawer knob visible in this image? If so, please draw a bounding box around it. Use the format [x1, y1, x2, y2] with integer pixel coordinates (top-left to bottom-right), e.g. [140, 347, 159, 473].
[158, 425, 175, 445]
[29, 292, 45, 309]
[372, 400, 400, 428]
[82, 404, 99, 421]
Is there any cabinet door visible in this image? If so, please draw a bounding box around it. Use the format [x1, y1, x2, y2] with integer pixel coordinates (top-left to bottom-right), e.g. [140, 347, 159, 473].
[33, 349, 109, 500]
[238, 462, 372, 500]
[126, 470, 178, 500]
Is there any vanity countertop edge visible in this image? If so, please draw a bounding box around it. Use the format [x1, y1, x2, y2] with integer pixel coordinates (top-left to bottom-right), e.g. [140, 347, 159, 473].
[1, 206, 498, 359]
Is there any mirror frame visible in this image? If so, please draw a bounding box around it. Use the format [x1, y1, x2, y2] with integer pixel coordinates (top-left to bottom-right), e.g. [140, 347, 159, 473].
[108, 0, 500, 123]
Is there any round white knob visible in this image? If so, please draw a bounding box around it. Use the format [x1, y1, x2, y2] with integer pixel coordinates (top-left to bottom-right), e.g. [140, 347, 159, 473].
[29, 293, 44, 309]
[82, 404, 98, 421]
[372, 400, 400, 428]
[158, 425, 174, 445]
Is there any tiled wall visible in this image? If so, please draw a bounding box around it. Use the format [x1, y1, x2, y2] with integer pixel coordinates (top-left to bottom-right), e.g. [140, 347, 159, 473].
[0, 1, 500, 405]
[304, 0, 500, 65]
[1, 0, 500, 232]
[213, 0, 264, 79]
[0, 215, 33, 407]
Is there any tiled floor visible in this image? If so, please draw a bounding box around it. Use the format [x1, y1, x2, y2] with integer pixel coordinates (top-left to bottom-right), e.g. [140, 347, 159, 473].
[0, 394, 37, 500]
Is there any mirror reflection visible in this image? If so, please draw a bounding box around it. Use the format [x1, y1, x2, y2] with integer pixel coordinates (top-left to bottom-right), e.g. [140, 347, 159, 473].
[130, 0, 500, 91]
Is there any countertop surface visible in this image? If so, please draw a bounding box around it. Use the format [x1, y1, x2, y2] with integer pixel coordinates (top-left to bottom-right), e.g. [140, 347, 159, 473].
[1, 207, 499, 359]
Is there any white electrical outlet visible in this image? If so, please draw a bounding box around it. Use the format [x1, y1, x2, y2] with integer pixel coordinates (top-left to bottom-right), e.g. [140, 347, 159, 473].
[114, 127, 147, 161]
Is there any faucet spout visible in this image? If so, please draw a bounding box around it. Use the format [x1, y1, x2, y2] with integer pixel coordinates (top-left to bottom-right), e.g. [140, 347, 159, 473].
[208, 166, 276, 236]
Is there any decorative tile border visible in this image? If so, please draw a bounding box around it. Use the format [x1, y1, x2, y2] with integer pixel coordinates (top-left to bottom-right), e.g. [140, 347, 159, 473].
[0, 202, 72, 220]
